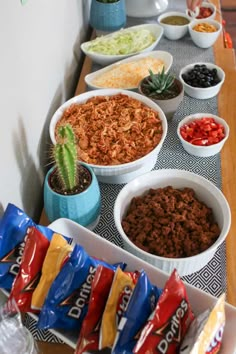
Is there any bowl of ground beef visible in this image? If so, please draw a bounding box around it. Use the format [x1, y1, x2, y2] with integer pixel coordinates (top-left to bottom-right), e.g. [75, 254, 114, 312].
[114, 169, 231, 276]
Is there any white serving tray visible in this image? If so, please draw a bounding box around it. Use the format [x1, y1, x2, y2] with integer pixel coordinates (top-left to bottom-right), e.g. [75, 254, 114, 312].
[1, 218, 236, 352]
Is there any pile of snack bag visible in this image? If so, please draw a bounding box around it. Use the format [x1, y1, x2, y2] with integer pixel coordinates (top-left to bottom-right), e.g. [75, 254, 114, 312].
[0, 203, 226, 353]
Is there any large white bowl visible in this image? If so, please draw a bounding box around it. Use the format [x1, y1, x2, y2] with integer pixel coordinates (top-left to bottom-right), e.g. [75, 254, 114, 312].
[49, 89, 168, 184]
[85, 50, 173, 90]
[188, 19, 222, 48]
[177, 113, 230, 157]
[114, 169, 231, 276]
[179, 62, 225, 99]
[157, 11, 191, 40]
[80, 23, 164, 66]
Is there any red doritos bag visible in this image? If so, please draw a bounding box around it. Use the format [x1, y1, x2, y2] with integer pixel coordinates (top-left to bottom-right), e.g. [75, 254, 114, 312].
[75, 265, 115, 354]
[133, 269, 195, 354]
[8, 226, 50, 313]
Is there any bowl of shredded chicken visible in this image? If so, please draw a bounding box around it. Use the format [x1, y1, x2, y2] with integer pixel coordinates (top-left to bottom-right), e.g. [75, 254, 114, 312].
[49, 89, 168, 184]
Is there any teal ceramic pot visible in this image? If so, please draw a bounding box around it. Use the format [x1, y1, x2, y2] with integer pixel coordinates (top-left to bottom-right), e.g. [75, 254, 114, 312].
[90, 0, 126, 33]
[44, 163, 101, 229]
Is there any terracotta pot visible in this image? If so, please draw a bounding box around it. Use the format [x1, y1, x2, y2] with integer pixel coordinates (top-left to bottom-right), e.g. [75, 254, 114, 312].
[138, 77, 184, 121]
[44, 163, 101, 230]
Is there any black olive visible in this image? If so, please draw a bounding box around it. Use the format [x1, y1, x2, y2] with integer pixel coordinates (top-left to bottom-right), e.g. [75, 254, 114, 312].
[182, 74, 188, 82]
[212, 68, 217, 76]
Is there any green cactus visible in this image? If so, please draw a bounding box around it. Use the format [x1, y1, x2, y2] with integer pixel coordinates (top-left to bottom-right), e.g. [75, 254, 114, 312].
[53, 124, 78, 192]
[143, 67, 175, 96]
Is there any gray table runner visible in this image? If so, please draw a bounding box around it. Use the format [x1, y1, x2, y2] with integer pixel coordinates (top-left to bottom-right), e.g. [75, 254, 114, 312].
[92, 33, 227, 298]
[25, 15, 227, 344]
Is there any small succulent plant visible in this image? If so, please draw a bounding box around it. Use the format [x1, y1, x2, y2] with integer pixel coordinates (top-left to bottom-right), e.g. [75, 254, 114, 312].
[52, 124, 79, 192]
[143, 68, 175, 96]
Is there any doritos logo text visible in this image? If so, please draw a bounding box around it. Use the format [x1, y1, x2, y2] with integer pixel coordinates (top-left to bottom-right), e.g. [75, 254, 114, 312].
[66, 265, 96, 320]
[1, 238, 26, 276]
[157, 299, 188, 354]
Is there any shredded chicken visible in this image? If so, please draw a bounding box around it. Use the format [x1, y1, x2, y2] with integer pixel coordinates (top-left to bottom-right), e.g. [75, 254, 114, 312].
[56, 94, 163, 166]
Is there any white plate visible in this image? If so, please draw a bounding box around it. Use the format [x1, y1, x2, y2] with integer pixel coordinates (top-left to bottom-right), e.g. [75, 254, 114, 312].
[1, 218, 236, 351]
[85, 50, 173, 90]
[81, 23, 164, 66]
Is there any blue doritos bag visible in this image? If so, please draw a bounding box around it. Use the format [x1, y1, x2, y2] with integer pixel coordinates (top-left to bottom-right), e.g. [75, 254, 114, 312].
[112, 270, 162, 354]
[0, 203, 35, 290]
[0, 203, 72, 291]
[38, 244, 121, 331]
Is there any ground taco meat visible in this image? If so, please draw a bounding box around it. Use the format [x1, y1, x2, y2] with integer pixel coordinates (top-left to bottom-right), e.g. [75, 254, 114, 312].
[121, 186, 220, 258]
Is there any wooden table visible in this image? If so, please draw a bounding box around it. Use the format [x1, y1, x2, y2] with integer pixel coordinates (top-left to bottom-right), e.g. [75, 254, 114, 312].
[38, 1, 236, 352]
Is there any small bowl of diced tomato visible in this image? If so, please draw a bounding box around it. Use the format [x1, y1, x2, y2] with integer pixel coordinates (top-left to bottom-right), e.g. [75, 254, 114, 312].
[186, 1, 216, 21]
[177, 113, 229, 157]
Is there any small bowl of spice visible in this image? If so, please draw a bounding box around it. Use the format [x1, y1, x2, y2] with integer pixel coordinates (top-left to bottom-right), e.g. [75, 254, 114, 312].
[157, 11, 190, 40]
[188, 18, 222, 48]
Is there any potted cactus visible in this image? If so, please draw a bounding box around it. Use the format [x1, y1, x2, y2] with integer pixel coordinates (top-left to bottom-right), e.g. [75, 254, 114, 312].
[138, 68, 184, 121]
[44, 124, 101, 229]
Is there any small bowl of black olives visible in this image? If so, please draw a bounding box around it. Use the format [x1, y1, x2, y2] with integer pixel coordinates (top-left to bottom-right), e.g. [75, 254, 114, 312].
[179, 62, 225, 99]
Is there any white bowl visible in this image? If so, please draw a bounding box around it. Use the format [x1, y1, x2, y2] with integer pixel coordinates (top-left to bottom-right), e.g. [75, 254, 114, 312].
[179, 62, 225, 99]
[157, 11, 191, 40]
[177, 113, 229, 157]
[80, 23, 164, 66]
[85, 50, 173, 90]
[186, 1, 216, 21]
[188, 19, 222, 48]
[49, 89, 168, 184]
[114, 169, 231, 276]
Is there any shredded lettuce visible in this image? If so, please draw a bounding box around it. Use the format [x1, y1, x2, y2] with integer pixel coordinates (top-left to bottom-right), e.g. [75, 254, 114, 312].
[85, 29, 156, 56]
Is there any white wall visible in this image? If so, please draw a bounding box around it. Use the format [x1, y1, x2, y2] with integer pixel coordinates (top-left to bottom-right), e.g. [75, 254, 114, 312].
[0, 0, 90, 221]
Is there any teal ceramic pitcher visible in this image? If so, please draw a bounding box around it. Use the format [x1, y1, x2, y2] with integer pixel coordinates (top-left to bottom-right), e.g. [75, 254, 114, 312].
[90, 0, 126, 33]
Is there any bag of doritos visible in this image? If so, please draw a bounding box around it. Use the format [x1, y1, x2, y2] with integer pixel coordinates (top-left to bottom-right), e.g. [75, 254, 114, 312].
[75, 265, 115, 354]
[99, 267, 139, 350]
[38, 244, 122, 331]
[180, 293, 225, 354]
[8, 226, 51, 313]
[31, 233, 73, 310]
[112, 270, 162, 354]
[133, 269, 195, 354]
[0, 204, 35, 290]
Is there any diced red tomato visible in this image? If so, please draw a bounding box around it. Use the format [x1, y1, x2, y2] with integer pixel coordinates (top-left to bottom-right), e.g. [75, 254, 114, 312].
[197, 7, 213, 19]
[180, 117, 226, 147]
